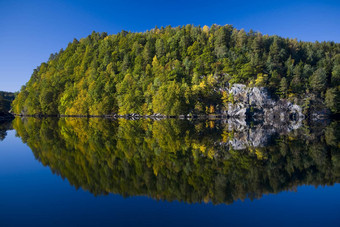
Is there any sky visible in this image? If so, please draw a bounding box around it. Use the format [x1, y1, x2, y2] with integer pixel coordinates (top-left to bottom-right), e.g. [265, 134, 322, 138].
[0, 0, 339, 92]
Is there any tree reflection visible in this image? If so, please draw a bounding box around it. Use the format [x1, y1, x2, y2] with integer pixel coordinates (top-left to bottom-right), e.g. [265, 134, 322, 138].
[13, 117, 340, 204]
[0, 121, 12, 141]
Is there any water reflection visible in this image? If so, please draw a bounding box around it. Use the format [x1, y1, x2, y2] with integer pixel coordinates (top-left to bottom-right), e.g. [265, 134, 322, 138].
[0, 120, 12, 141]
[9, 117, 340, 204]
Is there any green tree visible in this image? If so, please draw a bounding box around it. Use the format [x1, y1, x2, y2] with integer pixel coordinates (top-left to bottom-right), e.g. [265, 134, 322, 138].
[325, 88, 340, 113]
[116, 74, 144, 114]
[331, 64, 340, 86]
[214, 27, 227, 59]
[279, 77, 288, 98]
[152, 81, 187, 115]
[310, 68, 327, 93]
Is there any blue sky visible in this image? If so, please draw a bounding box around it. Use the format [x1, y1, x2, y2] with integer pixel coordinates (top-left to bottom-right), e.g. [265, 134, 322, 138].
[0, 0, 339, 92]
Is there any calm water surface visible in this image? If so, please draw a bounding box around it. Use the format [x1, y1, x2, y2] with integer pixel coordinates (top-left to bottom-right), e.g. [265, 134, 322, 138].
[0, 117, 339, 226]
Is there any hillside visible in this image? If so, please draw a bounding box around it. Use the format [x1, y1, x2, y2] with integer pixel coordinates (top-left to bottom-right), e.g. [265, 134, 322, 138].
[11, 25, 340, 116]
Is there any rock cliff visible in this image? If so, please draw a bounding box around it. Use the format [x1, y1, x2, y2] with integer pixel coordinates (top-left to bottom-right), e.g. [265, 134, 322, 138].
[224, 84, 304, 123]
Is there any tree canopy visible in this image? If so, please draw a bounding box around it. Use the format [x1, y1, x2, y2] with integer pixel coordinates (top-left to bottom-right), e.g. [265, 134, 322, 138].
[11, 25, 340, 115]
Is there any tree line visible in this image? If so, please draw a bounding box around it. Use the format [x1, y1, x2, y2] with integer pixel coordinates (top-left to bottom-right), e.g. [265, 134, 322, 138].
[11, 25, 340, 116]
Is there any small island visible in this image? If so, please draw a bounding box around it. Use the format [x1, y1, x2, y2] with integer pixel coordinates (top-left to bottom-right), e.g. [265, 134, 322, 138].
[10, 25, 340, 119]
[1, 0, 340, 224]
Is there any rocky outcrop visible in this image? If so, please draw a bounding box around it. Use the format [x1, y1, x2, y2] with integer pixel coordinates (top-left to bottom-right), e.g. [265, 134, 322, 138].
[224, 84, 304, 123]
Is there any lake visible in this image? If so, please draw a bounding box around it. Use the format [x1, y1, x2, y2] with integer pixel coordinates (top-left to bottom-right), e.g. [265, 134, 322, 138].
[0, 117, 339, 226]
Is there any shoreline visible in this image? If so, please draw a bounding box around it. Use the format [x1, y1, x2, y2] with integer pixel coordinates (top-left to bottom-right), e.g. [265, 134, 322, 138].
[11, 113, 339, 121]
[12, 113, 228, 120]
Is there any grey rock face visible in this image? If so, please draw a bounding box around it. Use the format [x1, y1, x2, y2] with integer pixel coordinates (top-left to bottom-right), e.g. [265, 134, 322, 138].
[248, 87, 275, 107]
[227, 103, 247, 117]
[225, 84, 304, 123]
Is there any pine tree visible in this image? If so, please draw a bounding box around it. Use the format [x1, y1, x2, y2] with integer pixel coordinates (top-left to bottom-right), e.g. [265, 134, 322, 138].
[279, 77, 288, 98]
[310, 68, 327, 93]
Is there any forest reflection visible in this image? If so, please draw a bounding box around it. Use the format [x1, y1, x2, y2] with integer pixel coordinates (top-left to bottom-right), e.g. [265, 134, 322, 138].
[10, 117, 340, 204]
[0, 120, 12, 141]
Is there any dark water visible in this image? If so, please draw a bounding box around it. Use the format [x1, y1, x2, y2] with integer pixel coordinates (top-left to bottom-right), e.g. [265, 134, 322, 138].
[0, 117, 339, 226]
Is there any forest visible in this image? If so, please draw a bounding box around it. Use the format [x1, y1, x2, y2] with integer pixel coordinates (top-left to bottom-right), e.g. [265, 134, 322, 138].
[0, 91, 15, 115]
[13, 117, 340, 204]
[11, 24, 340, 116]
